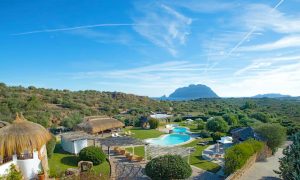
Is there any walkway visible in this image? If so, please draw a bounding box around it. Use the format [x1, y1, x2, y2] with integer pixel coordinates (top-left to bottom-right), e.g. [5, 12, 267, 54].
[190, 166, 223, 180]
[240, 145, 288, 180]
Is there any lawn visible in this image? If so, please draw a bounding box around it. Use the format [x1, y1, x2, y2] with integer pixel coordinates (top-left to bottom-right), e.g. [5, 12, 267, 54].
[48, 143, 110, 178]
[125, 146, 145, 157]
[181, 138, 221, 173]
[126, 127, 164, 139]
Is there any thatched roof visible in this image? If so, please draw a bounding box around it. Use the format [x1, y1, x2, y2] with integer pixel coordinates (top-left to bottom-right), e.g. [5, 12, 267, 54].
[77, 116, 125, 134]
[0, 113, 51, 156]
[0, 121, 9, 129]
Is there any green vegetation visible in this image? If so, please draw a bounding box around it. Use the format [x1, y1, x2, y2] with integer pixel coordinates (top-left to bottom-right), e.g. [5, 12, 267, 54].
[206, 117, 229, 133]
[275, 132, 300, 179]
[79, 146, 106, 165]
[46, 134, 56, 158]
[211, 132, 226, 142]
[224, 139, 264, 175]
[181, 139, 220, 173]
[127, 128, 164, 139]
[145, 155, 192, 180]
[48, 143, 110, 178]
[0, 164, 23, 180]
[255, 124, 286, 153]
[148, 118, 159, 129]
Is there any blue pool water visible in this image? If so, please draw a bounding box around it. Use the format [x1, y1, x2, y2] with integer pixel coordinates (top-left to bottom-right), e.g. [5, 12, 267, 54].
[172, 127, 190, 134]
[146, 134, 191, 146]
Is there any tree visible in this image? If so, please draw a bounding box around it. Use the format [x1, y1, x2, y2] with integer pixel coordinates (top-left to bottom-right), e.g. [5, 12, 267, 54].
[255, 124, 286, 153]
[275, 132, 300, 179]
[212, 132, 226, 142]
[145, 155, 192, 180]
[148, 118, 159, 129]
[46, 134, 56, 158]
[250, 112, 270, 123]
[61, 112, 83, 129]
[79, 146, 106, 165]
[206, 117, 229, 133]
[195, 118, 205, 130]
[223, 114, 238, 126]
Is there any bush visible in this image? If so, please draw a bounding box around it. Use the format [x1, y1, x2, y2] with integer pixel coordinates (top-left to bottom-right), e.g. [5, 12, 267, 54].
[211, 132, 226, 142]
[206, 117, 229, 133]
[145, 155, 192, 180]
[224, 139, 264, 175]
[275, 132, 300, 179]
[200, 130, 211, 138]
[79, 146, 106, 165]
[255, 124, 286, 153]
[4, 164, 23, 180]
[148, 118, 159, 129]
[46, 134, 56, 158]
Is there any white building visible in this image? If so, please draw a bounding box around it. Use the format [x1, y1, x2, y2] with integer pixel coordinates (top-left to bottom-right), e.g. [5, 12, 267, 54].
[0, 113, 51, 180]
[61, 132, 92, 154]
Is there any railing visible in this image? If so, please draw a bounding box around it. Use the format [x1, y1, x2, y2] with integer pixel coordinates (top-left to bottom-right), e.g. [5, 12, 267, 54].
[0, 156, 13, 165]
[17, 153, 33, 160]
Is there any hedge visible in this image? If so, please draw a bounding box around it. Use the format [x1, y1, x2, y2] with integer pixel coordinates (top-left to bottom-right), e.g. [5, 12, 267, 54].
[224, 139, 264, 175]
[148, 118, 159, 129]
[145, 155, 192, 180]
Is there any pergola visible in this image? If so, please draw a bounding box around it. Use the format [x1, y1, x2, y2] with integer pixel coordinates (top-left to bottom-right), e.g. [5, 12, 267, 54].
[96, 137, 146, 159]
[147, 145, 194, 164]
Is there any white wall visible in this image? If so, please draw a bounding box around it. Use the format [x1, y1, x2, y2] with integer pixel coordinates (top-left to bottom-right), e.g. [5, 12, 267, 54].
[74, 139, 88, 154]
[61, 137, 76, 154]
[17, 152, 41, 180]
[0, 151, 42, 180]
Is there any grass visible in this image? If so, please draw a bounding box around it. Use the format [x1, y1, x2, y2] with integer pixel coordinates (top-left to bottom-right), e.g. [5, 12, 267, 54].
[48, 143, 110, 178]
[126, 127, 164, 139]
[181, 138, 221, 173]
[125, 146, 145, 157]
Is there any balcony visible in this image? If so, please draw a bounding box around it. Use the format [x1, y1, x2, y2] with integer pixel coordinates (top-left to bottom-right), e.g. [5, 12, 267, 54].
[17, 153, 33, 160]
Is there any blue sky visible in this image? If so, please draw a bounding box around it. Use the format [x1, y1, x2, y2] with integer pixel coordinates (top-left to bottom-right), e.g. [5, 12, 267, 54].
[1, 0, 300, 97]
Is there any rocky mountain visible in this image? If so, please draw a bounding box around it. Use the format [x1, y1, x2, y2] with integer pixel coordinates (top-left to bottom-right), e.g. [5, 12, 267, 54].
[253, 93, 291, 98]
[167, 84, 219, 100]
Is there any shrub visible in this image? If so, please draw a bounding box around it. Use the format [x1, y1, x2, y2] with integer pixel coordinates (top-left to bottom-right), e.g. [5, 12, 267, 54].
[255, 124, 286, 153]
[275, 132, 300, 179]
[79, 146, 106, 165]
[224, 139, 264, 175]
[46, 134, 56, 158]
[148, 118, 159, 129]
[145, 155, 192, 180]
[206, 117, 229, 133]
[200, 130, 211, 138]
[4, 164, 23, 180]
[211, 132, 226, 142]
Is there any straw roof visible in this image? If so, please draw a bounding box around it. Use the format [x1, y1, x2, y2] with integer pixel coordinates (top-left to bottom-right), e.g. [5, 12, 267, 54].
[0, 121, 9, 129]
[77, 116, 125, 134]
[0, 113, 52, 156]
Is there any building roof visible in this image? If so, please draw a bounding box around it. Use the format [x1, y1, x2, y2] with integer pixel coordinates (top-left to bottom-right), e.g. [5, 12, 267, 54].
[61, 131, 94, 141]
[0, 121, 9, 129]
[77, 116, 125, 134]
[231, 127, 255, 141]
[0, 113, 51, 156]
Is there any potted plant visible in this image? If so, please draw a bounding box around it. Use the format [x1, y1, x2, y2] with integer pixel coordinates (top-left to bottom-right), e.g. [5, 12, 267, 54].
[38, 169, 45, 180]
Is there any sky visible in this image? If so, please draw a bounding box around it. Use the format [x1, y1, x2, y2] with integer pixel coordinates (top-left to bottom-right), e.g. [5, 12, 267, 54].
[1, 0, 300, 97]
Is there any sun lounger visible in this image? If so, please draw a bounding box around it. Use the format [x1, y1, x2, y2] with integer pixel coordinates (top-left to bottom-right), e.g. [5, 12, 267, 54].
[125, 152, 131, 158]
[135, 156, 143, 162]
[120, 150, 126, 155]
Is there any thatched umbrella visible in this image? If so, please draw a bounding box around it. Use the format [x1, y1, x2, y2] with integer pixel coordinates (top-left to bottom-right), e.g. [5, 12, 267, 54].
[0, 113, 51, 156]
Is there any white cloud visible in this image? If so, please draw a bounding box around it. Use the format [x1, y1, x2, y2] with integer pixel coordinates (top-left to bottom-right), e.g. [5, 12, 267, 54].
[240, 4, 300, 34]
[133, 3, 192, 56]
[239, 35, 300, 51]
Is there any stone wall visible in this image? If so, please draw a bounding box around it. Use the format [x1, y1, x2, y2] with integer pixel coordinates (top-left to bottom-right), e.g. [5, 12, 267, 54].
[225, 145, 271, 180]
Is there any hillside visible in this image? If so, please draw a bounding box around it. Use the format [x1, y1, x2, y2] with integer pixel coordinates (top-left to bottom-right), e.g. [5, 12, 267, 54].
[168, 84, 218, 100]
[0, 83, 169, 127]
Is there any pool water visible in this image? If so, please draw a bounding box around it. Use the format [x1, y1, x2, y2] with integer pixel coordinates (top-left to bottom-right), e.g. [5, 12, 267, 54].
[172, 127, 189, 134]
[146, 134, 191, 146]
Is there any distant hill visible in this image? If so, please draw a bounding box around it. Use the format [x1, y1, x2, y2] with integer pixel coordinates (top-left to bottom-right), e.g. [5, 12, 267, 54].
[253, 93, 292, 98]
[167, 84, 219, 100]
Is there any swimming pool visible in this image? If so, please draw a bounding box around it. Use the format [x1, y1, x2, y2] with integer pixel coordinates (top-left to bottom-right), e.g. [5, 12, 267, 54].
[172, 127, 190, 134]
[146, 134, 191, 146]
